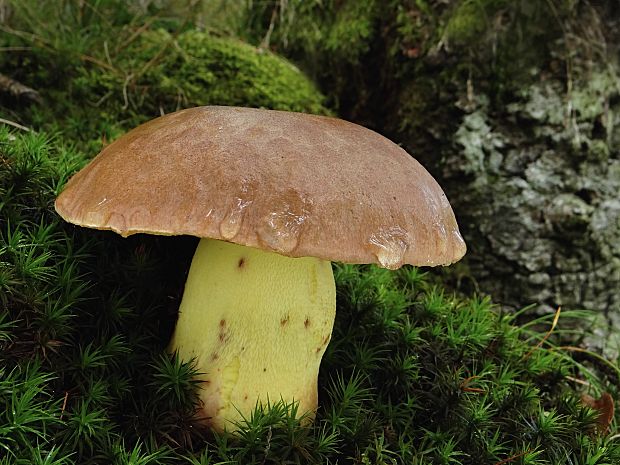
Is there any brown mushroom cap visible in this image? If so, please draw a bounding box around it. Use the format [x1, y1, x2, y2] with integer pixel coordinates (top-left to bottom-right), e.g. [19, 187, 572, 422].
[55, 106, 466, 268]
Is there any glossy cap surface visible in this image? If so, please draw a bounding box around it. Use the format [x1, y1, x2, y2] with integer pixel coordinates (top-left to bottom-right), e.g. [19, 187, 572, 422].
[55, 106, 466, 268]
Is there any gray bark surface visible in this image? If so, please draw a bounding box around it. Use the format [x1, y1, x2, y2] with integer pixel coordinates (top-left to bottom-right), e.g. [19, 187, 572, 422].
[436, 71, 620, 353]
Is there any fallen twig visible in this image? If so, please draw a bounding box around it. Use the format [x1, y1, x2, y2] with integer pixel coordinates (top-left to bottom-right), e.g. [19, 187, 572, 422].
[59, 391, 69, 420]
[493, 450, 531, 465]
[0, 73, 42, 103]
[0, 118, 31, 131]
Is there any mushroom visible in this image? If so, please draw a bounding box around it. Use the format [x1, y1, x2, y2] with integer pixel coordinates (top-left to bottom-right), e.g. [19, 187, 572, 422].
[54, 106, 466, 432]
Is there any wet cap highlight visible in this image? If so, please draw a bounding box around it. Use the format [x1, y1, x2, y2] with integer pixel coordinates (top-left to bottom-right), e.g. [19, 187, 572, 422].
[55, 106, 466, 269]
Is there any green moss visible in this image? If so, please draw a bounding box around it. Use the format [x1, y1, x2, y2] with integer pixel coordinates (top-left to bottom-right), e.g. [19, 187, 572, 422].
[239, 0, 582, 123]
[2, 128, 620, 464]
[443, 0, 508, 47]
[242, 0, 379, 64]
[1, 3, 329, 153]
[238, 0, 384, 114]
[132, 29, 328, 115]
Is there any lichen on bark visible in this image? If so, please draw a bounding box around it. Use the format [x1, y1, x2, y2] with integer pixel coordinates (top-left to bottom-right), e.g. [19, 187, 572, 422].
[440, 69, 620, 354]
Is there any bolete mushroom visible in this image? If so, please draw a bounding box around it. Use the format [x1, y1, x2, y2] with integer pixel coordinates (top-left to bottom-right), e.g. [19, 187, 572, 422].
[55, 106, 466, 432]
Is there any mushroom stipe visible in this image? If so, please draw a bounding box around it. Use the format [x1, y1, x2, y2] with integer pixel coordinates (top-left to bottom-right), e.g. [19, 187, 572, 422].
[170, 238, 335, 431]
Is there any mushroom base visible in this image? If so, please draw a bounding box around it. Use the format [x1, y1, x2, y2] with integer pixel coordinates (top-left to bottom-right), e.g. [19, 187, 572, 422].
[169, 238, 336, 432]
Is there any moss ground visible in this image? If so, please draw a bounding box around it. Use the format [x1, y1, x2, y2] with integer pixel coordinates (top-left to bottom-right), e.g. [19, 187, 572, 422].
[1, 128, 619, 465]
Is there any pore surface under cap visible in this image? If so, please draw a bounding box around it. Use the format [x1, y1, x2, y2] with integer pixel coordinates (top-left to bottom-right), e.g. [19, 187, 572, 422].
[55, 106, 466, 268]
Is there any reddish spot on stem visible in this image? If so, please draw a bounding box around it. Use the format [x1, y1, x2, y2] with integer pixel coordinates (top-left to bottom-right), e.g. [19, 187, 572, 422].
[218, 319, 228, 342]
[304, 318, 310, 328]
[238, 258, 245, 268]
[280, 315, 289, 326]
